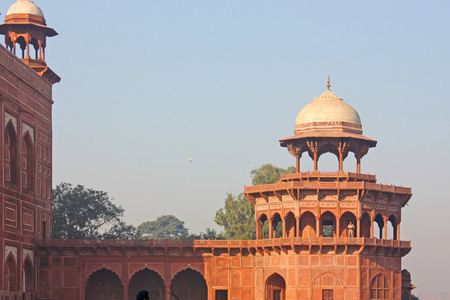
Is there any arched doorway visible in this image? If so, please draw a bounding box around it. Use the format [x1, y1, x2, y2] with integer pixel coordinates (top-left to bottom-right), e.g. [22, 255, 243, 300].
[171, 268, 207, 300]
[265, 273, 285, 300]
[128, 269, 165, 300]
[258, 214, 270, 239]
[271, 213, 283, 238]
[85, 269, 123, 300]
[374, 214, 384, 239]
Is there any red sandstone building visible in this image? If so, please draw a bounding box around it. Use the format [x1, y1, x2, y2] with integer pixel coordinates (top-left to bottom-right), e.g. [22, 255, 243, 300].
[0, 1, 415, 299]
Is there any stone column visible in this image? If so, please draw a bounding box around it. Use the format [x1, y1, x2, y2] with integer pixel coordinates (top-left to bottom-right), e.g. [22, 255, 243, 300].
[165, 285, 171, 300]
[122, 283, 129, 300]
[397, 223, 400, 240]
[269, 220, 273, 239]
[383, 217, 388, 239]
[282, 218, 286, 238]
[296, 216, 301, 238]
[357, 218, 361, 238]
[316, 217, 320, 237]
[370, 216, 374, 238]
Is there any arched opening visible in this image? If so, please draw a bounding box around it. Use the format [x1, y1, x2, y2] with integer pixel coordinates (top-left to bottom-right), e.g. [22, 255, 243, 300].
[129, 269, 165, 300]
[374, 214, 384, 239]
[300, 211, 316, 237]
[258, 214, 270, 239]
[284, 212, 296, 237]
[5, 123, 17, 185]
[360, 212, 371, 238]
[171, 268, 207, 300]
[370, 274, 390, 299]
[265, 273, 286, 300]
[5, 255, 17, 292]
[320, 211, 336, 237]
[85, 269, 123, 300]
[317, 152, 338, 172]
[30, 38, 40, 60]
[271, 213, 282, 238]
[23, 133, 34, 190]
[23, 258, 33, 292]
[388, 215, 398, 240]
[343, 153, 357, 173]
[339, 211, 357, 237]
[15, 36, 27, 58]
[299, 152, 314, 172]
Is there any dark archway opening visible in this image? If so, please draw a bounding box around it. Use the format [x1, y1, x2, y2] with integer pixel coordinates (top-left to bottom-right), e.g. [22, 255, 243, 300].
[265, 273, 286, 300]
[171, 268, 207, 300]
[129, 269, 165, 300]
[85, 269, 123, 300]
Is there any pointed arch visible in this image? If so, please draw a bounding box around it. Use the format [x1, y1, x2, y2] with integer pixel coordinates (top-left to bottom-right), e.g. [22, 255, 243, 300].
[271, 212, 283, 238]
[300, 211, 317, 237]
[265, 273, 286, 300]
[171, 268, 207, 300]
[5, 121, 18, 184]
[23, 257, 33, 292]
[388, 215, 398, 240]
[320, 211, 336, 237]
[284, 211, 296, 237]
[85, 268, 123, 300]
[258, 213, 269, 239]
[5, 254, 17, 292]
[339, 211, 357, 237]
[374, 213, 384, 239]
[370, 273, 390, 299]
[360, 212, 371, 238]
[128, 268, 165, 300]
[22, 132, 34, 190]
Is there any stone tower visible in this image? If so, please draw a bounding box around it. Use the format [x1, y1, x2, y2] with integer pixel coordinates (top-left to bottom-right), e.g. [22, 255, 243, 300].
[0, 0, 59, 298]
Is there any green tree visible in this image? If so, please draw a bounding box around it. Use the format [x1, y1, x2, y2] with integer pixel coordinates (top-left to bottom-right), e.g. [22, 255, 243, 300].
[215, 193, 256, 240]
[250, 163, 296, 185]
[181, 228, 224, 240]
[136, 215, 189, 239]
[52, 182, 136, 239]
[215, 164, 295, 239]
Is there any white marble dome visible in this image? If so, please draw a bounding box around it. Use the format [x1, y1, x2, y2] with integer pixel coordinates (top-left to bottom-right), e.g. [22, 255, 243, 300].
[295, 89, 362, 134]
[6, 0, 44, 18]
[296, 89, 361, 125]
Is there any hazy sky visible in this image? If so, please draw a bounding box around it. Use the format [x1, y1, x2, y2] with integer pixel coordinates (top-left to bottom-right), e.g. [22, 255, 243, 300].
[3, 0, 450, 295]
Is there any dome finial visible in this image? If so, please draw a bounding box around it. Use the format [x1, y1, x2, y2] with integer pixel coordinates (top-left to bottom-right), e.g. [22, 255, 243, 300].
[327, 75, 331, 90]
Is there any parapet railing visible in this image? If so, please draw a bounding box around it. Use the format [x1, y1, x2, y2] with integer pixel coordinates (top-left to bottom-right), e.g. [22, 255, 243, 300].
[244, 180, 411, 195]
[37, 237, 411, 248]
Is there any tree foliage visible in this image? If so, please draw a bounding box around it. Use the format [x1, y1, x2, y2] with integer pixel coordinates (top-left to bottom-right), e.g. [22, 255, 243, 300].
[52, 182, 136, 239]
[250, 164, 296, 185]
[215, 164, 294, 239]
[136, 215, 189, 239]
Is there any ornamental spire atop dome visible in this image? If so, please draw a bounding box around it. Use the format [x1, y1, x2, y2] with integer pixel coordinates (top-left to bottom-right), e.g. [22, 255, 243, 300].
[327, 75, 331, 90]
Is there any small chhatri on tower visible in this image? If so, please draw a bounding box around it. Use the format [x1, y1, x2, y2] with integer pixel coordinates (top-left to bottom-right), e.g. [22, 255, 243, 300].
[0, 0, 60, 84]
[280, 77, 376, 173]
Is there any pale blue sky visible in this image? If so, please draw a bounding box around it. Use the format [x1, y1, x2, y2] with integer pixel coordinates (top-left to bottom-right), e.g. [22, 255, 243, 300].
[3, 0, 450, 295]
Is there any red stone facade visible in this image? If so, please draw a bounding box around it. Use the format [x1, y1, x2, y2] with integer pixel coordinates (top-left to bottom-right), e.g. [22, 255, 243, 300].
[0, 1, 414, 299]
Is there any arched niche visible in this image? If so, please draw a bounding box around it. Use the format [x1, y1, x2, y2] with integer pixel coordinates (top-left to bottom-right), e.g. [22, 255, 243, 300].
[5, 255, 17, 292]
[85, 268, 123, 300]
[284, 212, 296, 237]
[128, 268, 165, 300]
[300, 211, 316, 238]
[5, 122, 17, 185]
[265, 273, 286, 300]
[170, 268, 207, 300]
[388, 215, 398, 240]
